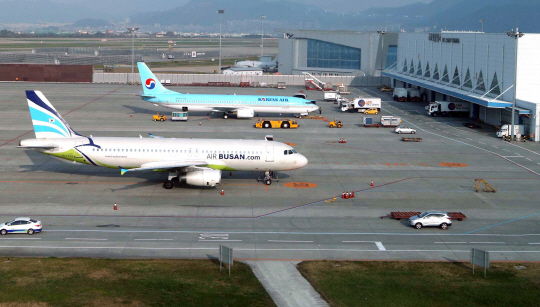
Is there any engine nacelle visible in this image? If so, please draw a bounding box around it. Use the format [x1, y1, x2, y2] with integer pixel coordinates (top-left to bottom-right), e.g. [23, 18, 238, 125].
[180, 169, 221, 187]
[236, 108, 254, 118]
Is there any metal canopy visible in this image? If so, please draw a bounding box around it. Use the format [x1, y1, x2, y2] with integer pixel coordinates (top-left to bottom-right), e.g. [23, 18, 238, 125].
[505, 106, 532, 114]
[383, 71, 517, 109]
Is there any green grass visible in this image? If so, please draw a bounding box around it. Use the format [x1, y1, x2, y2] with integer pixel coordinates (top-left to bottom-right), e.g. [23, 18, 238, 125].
[298, 261, 540, 307]
[0, 258, 275, 307]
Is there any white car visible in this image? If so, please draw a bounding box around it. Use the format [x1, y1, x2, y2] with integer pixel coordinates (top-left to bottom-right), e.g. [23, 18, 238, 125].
[394, 126, 417, 134]
[408, 211, 452, 230]
[0, 217, 42, 235]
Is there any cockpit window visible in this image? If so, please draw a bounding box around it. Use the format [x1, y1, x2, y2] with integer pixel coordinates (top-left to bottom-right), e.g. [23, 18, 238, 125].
[292, 149, 297, 153]
[284, 150, 288, 155]
[288, 150, 293, 155]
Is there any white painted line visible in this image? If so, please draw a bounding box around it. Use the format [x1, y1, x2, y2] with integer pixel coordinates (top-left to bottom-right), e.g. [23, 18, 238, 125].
[502, 156, 524, 158]
[65, 238, 108, 241]
[479, 142, 486, 144]
[503, 149, 510, 151]
[375, 242, 386, 251]
[435, 242, 467, 244]
[342, 241, 378, 243]
[134, 239, 173, 241]
[198, 240, 243, 242]
[0, 238, 41, 240]
[466, 138, 473, 141]
[528, 243, 540, 245]
[526, 158, 532, 161]
[468, 242, 505, 244]
[491, 146, 498, 148]
[268, 240, 313, 243]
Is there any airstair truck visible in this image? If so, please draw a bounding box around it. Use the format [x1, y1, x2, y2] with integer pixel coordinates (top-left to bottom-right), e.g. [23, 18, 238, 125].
[427, 101, 470, 117]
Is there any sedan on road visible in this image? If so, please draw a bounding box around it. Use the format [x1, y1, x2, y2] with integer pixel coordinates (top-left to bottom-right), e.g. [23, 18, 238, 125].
[0, 217, 42, 235]
[394, 126, 417, 134]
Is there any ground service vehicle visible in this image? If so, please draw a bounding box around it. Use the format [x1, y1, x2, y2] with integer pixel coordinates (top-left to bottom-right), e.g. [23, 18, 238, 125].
[381, 116, 402, 127]
[152, 112, 167, 121]
[363, 108, 379, 115]
[394, 126, 417, 134]
[407, 88, 421, 101]
[381, 86, 393, 92]
[329, 119, 343, 128]
[496, 125, 525, 138]
[426, 101, 470, 117]
[341, 97, 381, 112]
[408, 211, 452, 230]
[171, 112, 188, 121]
[393, 88, 408, 101]
[324, 91, 340, 101]
[255, 120, 299, 129]
[0, 217, 42, 235]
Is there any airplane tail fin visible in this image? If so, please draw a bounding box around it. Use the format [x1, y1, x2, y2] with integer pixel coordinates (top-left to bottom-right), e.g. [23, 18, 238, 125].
[25, 90, 82, 138]
[137, 62, 176, 95]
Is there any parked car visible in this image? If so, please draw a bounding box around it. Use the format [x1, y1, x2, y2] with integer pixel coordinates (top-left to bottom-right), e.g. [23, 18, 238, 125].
[363, 108, 379, 115]
[408, 211, 452, 230]
[394, 126, 417, 134]
[0, 217, 42, 235]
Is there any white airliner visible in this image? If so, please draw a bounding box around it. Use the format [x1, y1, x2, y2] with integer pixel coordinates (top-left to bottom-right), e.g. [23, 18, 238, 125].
[18, 91, 308, 189]
[138, 62, 318, 119]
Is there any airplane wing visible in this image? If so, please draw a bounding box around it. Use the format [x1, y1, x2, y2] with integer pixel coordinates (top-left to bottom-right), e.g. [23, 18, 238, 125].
[120, 160, 208, 175]
[211, 106, 250, 112]
[17, 144, 58, 149]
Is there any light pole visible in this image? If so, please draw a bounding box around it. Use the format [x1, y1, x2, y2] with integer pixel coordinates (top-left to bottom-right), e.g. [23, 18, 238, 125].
[479, 19, 484, 32]
[260, 15, 266, 56]
[377, 30, 387, 88]
[218, 10, 224, 74]
[506, 28, 524, 141]
[127, 27, 139, 84]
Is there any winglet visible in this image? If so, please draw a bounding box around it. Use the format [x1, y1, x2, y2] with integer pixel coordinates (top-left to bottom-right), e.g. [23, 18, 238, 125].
[120, 168, 128, 175]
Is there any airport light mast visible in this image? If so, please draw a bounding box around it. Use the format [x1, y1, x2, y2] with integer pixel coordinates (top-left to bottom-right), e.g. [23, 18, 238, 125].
[506, 28, 524, 142]
[377, 30, 387, 89]
[218, 10, 224, 74]
[260, 15, 266, 56]
[127, 27, 139, 83]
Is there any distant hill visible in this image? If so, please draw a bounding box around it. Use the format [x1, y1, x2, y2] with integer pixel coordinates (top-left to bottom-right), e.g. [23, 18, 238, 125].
[72, 18, 111, 29]
[364, 0, 540, 32]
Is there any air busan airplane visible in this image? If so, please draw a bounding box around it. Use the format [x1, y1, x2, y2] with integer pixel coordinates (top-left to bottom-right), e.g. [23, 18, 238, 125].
[137, 62, 318, 119]
[18, 91, 308, 189]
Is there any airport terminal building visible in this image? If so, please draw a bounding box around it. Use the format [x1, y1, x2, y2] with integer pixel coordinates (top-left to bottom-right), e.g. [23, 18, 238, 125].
[276, 29, 398, 77]
[384, 31, 540, 141]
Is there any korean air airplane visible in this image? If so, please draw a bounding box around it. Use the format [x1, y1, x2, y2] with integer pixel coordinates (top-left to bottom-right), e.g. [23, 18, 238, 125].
[137, 62, 318, 119]
[18, 91, 308, 189]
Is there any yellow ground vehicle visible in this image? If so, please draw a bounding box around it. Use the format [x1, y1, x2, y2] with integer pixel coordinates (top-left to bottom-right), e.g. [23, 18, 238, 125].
[152, 112, 167, 121]
[381, 86, 393, 92]
[255, 119, 299, 129]
[363, 108, 379, 115]
[329, 119, 343, 128]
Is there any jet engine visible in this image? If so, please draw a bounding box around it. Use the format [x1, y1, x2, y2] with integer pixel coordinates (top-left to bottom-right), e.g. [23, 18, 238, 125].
[180, 169, 221, 187]
[236, 108, 255, 118]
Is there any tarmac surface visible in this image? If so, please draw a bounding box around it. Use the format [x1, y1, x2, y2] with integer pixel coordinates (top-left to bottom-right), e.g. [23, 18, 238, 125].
[1, 82, 540, 262]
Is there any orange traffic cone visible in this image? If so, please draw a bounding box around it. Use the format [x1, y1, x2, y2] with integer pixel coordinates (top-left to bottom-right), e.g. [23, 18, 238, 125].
[342, 191, 345, 199]
[130, 114, 132, 117]
[207, 118, 210, 121]
[199, 122, 202, 126]
[371, 180, 374, 187]
[344, 139, 347, 143]
[114, 203, 117, 210]
[221, 190, 224, 196]
[352, 191, 355, 198]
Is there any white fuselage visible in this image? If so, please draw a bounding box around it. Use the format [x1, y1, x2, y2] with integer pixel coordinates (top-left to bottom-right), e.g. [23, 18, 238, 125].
[20, 137, 308, 172]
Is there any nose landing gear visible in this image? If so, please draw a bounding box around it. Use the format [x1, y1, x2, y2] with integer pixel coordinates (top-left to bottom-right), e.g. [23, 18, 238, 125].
[257, 171, 278, 185]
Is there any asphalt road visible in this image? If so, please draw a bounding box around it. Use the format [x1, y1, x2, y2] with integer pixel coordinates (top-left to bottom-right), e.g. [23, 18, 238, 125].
[1, 82, 539, 261]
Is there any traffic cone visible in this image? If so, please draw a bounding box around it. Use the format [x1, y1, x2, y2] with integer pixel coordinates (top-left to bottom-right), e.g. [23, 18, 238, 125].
[342, 191, 345, 199]
[352, 191, 355, 198]
[229, 172, 232, 176]
[207, 117, 210, 121]
[344, 139, 347, 143]
[199, 122, 202, 126]
[371, 180, 374, 187]
[130, 114, 132, 117]
[114, 203, 117, 210]
[221, 190, 224, 196]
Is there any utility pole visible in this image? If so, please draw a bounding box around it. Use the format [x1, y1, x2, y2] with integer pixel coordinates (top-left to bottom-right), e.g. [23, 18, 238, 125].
[377, 31, 387, 88]
[218, 10, 224, 74]
[480, 19, 485, 32]
[260, 15, 266, 56]
[506, 28, 524, 141]
[127, 27, 139, 84]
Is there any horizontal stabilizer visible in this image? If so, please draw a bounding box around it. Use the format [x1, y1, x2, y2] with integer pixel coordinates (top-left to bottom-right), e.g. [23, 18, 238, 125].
[17, 144, 58, 149]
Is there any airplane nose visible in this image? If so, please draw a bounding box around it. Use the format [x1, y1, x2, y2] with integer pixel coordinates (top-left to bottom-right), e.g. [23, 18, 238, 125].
[298, 154, 308, 168]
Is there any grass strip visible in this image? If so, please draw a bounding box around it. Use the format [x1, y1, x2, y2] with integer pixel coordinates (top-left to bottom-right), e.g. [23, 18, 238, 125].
[298, 261, 540, 307]
[0, 258, 275, 307]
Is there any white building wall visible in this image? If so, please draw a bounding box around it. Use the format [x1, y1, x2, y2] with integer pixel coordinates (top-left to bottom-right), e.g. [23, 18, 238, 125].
[516, 34, 540, 140]
[277, 38, 294, 74]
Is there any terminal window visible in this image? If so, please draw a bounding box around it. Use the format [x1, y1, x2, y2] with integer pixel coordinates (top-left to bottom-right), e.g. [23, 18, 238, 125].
[386, 45, 397, 68]
[307, 39, 361, 70]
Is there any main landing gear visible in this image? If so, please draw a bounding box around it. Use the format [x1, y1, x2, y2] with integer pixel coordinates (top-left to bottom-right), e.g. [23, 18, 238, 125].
[257, 171, 278, 185]
[163, 172, 179, 189]
[223, 112, 229, 119]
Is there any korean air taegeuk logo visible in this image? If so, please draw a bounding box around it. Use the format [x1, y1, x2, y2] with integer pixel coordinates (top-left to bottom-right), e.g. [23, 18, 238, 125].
[145, 78, 156, 90]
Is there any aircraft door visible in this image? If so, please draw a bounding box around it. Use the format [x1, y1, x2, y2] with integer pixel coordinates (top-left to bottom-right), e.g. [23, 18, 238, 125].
[265, 146, 274, 162]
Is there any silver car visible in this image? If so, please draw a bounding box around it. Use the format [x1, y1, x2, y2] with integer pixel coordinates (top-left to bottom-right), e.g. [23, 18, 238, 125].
[394, 126, 416, 134]
[408, 211, 452, 230]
